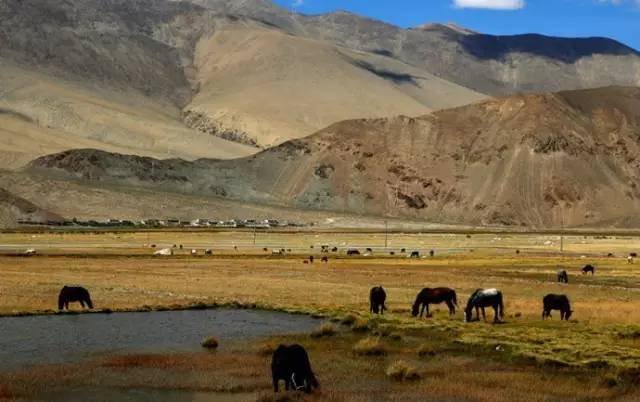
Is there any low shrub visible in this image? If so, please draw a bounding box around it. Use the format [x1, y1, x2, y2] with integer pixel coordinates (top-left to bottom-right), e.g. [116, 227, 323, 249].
[201, 336, 219, 349]
[353, 337, 387, 356]
[257, 342, 278, 357]
[340, 314, 358, 325]
[351, 319, 370, 333]
[311, 322, 336, 338]
[417, 345, 436, 358]
[386, 360, 421, 381]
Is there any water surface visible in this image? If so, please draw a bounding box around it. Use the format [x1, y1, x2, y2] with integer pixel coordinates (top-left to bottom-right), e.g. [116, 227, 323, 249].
[0, 309, 319, 370]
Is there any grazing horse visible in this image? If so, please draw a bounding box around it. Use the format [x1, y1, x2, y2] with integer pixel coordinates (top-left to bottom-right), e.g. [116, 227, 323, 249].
[582, 264, 595, 275]
[321, 256, 328, 263]
[369, 286, 387, 314]
[58, 286, 93, 310]
[412, 288, 457, 317]
[542, 294, 573, 320]
[309, 256, 314, 263]
[272, 344, 319, 393]
[347, 249, 360, 256]
[464, 288, 504, 323]
[557, 270, 569, 284]
[410, 251, 420, 258]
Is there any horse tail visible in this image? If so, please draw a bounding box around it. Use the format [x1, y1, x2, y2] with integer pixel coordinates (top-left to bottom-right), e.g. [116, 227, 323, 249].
[58, 291, 65, 310]
[498, 292, 505, 319]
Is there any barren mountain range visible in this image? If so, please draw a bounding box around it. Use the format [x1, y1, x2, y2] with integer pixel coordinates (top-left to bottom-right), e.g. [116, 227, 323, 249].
[2, 0, 640, 228]
[27, 87, 640, 228]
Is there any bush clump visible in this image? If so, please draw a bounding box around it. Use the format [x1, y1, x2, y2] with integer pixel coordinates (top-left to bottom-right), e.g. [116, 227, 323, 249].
[353, 337, 387, 356]
[201, 336, 219, 349]
[386, 360, 421, 381]
[417, 345, 437, 358]
[311, 322, 337, 338]
[340, 314, 358, 325]
[351, 319, 370, 333]
[256, 342, 277, 356]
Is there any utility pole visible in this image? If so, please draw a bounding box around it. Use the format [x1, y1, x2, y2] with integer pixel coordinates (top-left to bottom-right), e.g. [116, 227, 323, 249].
[253, 226, 257, 246]
[560, 212, 564, 253]
[384, 220, 388, 249]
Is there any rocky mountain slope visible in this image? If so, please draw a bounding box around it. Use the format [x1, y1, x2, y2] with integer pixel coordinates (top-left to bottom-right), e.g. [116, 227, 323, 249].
[2, 0, 639, 165]
[27, 87, 640, 228]
[187, 0, 640, 95]
[0, 0, 485, 161]
[0, 186, 62, 228]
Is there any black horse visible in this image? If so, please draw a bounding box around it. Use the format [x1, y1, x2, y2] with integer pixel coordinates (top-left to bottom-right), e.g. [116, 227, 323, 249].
[464, 288, 504, 323]
[272, 344, 319, 393]
[557, 270, 569, 284]
[542, 294, 573, 320]
[369, 286, 387, 314]
[58, 286, 93, 310]
[582, 264, 595, 275]
[412, 288, 457, 317]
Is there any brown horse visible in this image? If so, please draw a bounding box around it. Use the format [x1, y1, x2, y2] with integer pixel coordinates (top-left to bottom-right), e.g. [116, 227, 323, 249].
[412, 288, 457, 317]
[370, 286, 387, 314]
[58, 286, 93, 310]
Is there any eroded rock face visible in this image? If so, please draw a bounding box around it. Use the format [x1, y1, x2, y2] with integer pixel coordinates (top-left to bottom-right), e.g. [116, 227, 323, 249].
[25, 87, 640, 228]
[182, 110, 260, 148]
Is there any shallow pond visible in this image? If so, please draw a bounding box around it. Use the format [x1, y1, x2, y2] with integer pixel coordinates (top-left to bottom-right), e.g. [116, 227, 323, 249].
[0, 309, 319, 370]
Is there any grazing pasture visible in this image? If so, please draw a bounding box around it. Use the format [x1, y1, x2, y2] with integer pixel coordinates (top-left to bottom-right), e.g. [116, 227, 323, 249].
[1, 230, 640, 400]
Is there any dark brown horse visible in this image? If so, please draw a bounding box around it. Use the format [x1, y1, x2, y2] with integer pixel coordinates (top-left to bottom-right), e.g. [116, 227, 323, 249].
[582, 264, 595, 275]
[370, 286, 387, 314]
[58, 286, 93, 310]
[272, 344, 319, 393]
[412, 288, 457, 317]
[557, 270, 569, 284]
[542, 294, 572, 320]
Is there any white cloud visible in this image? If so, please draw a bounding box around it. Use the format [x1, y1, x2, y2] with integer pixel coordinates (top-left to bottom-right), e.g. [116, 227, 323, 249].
[454, 0, 525, 10]
[292, 0, 304, 7]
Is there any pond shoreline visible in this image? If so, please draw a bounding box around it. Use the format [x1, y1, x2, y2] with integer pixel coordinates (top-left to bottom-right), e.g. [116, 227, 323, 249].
[0, 300, 331, 320]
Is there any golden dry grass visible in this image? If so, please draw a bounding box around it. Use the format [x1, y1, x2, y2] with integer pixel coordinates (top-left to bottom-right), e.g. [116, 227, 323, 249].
[2, 231, 640, 400]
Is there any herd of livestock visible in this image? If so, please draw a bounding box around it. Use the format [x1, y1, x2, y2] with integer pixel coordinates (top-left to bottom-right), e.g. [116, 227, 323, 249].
[53, 258, 603, 395]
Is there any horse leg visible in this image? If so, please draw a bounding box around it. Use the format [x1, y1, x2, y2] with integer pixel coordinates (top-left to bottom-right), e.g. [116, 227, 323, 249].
[475, 306, 480, 321]
[493, 306, 499, 323]
[481, 307, 486, 322]
[426, 304, 430, 318]
[420, 304, 426, 318]
[80, 300, 85, 308]
[273, 377, 279, 393]
[446, 300, 455, 315]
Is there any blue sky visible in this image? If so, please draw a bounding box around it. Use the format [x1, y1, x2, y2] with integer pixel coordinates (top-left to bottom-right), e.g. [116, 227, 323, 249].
[272, 0, 640, 50]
